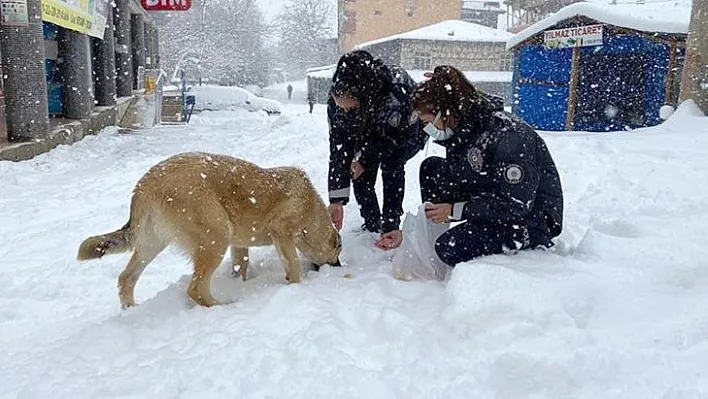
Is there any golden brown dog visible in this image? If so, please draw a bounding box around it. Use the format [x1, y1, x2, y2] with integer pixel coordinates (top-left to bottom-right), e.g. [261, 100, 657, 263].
[77, 152, 341, 308]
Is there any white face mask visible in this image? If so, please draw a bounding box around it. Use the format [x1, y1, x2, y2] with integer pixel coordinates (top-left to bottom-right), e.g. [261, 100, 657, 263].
[423, 111, 454, 141]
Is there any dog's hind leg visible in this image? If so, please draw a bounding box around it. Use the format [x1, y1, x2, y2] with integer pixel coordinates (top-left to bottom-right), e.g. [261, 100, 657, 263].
[230, 246, 249, 281]
[118, 239, 166, 309]
[187, 231, 229, 307]
[273, 234, 302, 284]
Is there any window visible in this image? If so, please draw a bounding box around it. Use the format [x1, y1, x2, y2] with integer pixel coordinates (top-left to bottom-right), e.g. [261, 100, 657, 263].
[405, 0, 418, 17]
[412, 51, 432, 70]
[499, 51, 513, 70]
[343, 11, 357, 34]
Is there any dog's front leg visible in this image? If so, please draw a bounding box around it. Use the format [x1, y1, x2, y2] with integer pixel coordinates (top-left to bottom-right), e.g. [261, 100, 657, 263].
[273, 234, 302, 284]
[231, 246, 249, 281]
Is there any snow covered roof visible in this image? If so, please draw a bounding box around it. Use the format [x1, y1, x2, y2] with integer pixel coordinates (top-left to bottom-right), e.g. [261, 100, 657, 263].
[306, 64, 338, 79]
[307, 67, 512, 83]
[354, 20, 514, 50]
[506, 0, 693, 50]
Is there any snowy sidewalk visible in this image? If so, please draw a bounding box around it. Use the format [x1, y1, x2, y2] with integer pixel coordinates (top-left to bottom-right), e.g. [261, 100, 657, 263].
[1, 103, 708, 398]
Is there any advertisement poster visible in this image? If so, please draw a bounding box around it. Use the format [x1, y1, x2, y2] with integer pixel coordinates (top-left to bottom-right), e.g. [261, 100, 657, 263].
[0, 0, 29, 26]
[40, 0, 108, 38]
[87, 0, 108, 38]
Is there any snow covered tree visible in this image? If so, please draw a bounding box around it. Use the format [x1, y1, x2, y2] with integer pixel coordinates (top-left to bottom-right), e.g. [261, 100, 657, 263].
[273, 0, 337, 78]
[153, 0, 272, 86]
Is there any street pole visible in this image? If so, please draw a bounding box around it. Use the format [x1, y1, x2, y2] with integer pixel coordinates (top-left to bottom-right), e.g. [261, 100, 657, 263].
[679, 0, 708, 114]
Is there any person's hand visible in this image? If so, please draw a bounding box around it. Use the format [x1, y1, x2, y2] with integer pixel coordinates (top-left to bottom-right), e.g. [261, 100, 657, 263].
[424, 203, 452, 224]
[375, 230, 403, 250]
[350, 160, 364, 180]
[329, 202, 344, 231]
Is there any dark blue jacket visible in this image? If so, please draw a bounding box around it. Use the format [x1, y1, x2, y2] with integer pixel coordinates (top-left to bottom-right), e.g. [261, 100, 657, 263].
[439, 96, 564, 242]
[327, 65, 427, 205]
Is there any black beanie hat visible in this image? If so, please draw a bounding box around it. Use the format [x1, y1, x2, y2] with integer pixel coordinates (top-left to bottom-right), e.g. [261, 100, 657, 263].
[331, 50, 384, 101]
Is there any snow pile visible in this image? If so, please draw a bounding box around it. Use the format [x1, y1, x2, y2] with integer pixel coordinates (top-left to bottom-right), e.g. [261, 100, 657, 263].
[507, 0, 692, 49]
[188, 85, 282, 114]
[1, 100, 708, 398]
[355, 19, 514, 49]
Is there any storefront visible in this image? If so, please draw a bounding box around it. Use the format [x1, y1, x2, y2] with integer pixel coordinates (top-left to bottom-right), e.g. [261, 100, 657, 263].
[506, 2, 690, 132]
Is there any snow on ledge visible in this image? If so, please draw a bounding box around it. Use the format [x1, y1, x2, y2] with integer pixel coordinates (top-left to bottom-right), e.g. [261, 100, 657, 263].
[307, 67, 512, 83]
[506, 1, 692, 50]
[355, 19, 514, 50]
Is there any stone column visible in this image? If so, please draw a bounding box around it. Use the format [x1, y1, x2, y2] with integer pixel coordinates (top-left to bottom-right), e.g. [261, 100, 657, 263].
[93, 5, 117, 106]
[144, 23, 153, 69]
[153, 28, 160, 67]
[0, 0, 49, 141]
[114, 0, 133, 97]
[58, 28, 93, 119]
[131, 13, 146, 89]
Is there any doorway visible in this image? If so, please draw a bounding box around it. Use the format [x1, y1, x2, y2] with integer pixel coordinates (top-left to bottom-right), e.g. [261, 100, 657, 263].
[575, 52, 649, 131]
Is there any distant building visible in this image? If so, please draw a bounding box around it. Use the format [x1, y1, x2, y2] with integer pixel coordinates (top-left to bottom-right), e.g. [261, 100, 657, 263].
[504, 0, 582, 32]
[355, 20, 514, 72]
[337, 0, 462, 52]
[507, 1, 691, 132]
[461, 0, 506, 29]
[308, 20, 516, 107]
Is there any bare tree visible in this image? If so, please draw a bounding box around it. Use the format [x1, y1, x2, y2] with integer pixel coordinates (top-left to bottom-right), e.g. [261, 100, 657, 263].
[274, 0, 337, 77]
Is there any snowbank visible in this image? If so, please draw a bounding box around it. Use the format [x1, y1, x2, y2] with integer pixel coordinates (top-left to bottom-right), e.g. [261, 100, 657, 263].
[2, 100, 708, 397]
[506, 0, 692, 49]
[355, 19, 513, 49]
[188, 85, 282, 114]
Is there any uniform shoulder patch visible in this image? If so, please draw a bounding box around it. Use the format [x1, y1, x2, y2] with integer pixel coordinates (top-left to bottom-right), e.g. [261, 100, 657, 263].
[503, 164, 524, 184]
[467, 148, 483, 172]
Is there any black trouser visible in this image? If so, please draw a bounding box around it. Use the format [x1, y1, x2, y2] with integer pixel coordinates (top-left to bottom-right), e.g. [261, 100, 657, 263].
[419, 156, 532, 266]
[353, 155, 405, 233]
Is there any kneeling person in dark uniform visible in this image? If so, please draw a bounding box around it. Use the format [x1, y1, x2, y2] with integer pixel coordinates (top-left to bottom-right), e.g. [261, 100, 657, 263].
[381, 66, 564, 266]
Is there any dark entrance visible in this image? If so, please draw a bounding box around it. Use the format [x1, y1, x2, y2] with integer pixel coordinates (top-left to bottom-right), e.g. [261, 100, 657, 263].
[575, 52, 649, 131]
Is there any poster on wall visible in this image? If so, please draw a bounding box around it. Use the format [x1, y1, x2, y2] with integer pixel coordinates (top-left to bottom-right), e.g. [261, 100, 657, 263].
[0, 0, 29, 26]
[40, 0, 108, 38]
[87, 0, 108, 38]
[544, 24, 604, 50]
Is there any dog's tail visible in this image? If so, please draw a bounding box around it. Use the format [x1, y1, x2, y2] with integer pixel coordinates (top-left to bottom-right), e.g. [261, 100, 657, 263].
[77, 221, 132, 261]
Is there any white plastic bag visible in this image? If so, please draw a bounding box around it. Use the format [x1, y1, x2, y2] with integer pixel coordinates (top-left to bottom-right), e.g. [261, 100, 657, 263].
[392, 203, 452, 281]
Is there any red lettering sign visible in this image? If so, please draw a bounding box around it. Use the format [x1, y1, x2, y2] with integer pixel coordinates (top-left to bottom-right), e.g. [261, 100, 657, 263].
[141, 0, 191, 11]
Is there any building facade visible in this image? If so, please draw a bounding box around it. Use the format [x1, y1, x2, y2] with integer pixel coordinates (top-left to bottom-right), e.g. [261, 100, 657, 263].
[460, 0, 505, 29]
[0, 0, 158, 143]
[338, 0, 462, 52]
[310, 20, 515, 107]
[355, 20, 513, 72]
[370, 39, 512, 71]
[507, 2, 689, 132]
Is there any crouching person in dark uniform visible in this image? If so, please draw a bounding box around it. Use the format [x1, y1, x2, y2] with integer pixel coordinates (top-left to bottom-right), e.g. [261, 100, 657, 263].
[381, 65, 564, 266]
[327, 50, 428, 241]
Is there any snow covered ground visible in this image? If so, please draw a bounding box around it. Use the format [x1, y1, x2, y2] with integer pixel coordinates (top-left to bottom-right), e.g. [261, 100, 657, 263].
[1, 89, 708, 397]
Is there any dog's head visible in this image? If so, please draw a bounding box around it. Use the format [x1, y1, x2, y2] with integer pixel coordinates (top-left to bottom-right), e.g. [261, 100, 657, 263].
[299, 227, 342, 269]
